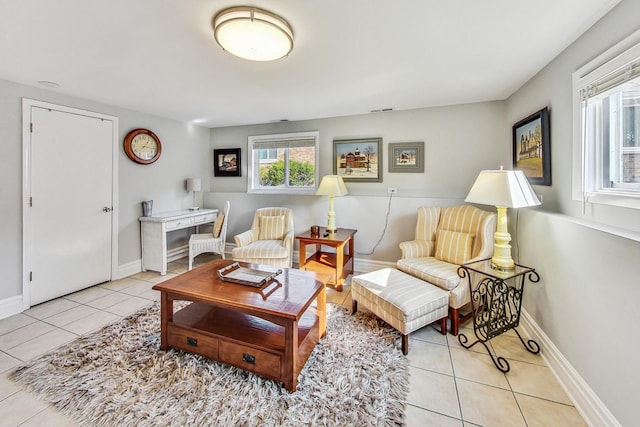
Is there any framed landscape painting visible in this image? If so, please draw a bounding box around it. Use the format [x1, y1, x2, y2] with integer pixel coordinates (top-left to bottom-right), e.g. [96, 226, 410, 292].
[512, 107, 551, 186]
[214, 148, 241, 177]
[333, 138, 382, 182]
[388, 141, 424, 173]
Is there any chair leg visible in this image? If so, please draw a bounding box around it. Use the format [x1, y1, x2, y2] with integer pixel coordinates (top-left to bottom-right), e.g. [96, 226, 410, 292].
[439, 317, 447, 335]
[401, 334, 409, 355]
[450, 307, 460, 336]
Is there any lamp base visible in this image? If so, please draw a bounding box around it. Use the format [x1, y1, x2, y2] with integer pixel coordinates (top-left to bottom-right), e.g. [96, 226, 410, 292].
[490, 260, 515, 272]
[491, 205, 515, 271]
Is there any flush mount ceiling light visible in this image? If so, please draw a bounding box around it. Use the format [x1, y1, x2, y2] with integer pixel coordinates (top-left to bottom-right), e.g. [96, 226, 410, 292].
[212, 6, 293, 61]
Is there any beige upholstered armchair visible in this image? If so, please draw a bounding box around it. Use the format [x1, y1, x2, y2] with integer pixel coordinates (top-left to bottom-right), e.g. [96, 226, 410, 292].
[232, 207, 294, 268]
[397, 205, 496, 335]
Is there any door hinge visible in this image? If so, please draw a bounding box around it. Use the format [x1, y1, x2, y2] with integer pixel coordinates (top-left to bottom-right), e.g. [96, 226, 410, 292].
[29, 197, 32, 207]
[30, 122, 33, 133]
[29, 271, 33, 282]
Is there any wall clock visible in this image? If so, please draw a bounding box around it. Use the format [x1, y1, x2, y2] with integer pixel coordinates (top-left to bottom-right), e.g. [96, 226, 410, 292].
[123, 128, 162, 164]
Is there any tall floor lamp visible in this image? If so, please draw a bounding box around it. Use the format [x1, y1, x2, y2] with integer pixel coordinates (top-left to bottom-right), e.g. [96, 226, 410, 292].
[465, 169, 541, 271]
[316, 175, 348, 233]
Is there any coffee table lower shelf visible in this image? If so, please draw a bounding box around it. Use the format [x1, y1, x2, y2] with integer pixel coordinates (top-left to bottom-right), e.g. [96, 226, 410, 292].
[164, 302, 321, 391]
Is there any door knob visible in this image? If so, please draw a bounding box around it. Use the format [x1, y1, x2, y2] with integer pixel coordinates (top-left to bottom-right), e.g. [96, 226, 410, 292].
[102, 207, 113, 212]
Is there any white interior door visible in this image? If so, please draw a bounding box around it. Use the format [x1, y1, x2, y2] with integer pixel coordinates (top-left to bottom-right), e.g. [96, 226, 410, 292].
[27, 104, 115, 305]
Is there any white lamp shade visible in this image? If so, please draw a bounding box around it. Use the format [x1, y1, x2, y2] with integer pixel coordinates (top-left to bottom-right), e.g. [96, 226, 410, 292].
[186, 178, 202, 192]
[213, 7, 293, 61]
[465, 170, 541, 208]
[316, 175, 349, 196]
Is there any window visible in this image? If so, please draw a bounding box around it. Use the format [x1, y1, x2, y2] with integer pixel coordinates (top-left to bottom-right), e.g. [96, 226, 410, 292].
[573, 32, 640, 209]
[248, 131, 319, 194]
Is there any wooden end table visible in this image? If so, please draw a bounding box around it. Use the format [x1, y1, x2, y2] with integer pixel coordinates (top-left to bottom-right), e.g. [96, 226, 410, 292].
[152, 259, 326, 392]
[296, 227, 357, 292]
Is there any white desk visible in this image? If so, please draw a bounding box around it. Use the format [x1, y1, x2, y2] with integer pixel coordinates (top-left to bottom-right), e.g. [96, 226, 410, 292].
[139, 209, 218, 275]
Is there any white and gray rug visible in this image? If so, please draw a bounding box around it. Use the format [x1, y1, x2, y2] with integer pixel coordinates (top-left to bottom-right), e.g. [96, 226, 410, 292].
[11, 302, 408, 426]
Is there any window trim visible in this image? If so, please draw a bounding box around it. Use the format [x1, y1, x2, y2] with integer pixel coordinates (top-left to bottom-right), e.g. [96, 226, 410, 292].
[572, 28, 640, 210]
[247, 131, 319, 195]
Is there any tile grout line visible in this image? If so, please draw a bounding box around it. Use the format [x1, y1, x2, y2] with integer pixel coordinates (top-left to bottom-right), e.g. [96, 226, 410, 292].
[447, 332, 466, 425]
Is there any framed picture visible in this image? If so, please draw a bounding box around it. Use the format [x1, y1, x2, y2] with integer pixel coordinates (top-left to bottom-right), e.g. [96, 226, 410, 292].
[213, 148, 241, 177]
[388, 141, 424, 173]
[513, 107, 551, 186]
[333, 138, 382, 182]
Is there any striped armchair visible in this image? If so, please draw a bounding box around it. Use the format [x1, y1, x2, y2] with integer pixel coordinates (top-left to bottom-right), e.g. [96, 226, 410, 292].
[397, 205, 496, 335]
[232, 207, 294, 268]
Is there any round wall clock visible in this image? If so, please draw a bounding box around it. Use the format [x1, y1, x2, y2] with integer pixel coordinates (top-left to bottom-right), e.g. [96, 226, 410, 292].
[123, 128, 162, 164]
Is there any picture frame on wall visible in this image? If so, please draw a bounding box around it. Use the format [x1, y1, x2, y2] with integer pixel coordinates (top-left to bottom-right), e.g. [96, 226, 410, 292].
[213, 148, 241, 177]
[333, 138, 382, 182]
[512, 107, 551, 186]
[388, 141, 424, 173]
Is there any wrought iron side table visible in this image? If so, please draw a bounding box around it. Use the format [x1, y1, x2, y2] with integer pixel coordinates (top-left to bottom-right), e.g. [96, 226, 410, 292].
[457, 258, 540, 372]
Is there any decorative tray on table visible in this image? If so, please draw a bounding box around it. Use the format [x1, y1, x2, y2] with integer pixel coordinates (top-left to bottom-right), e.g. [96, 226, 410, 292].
[216, 262, 282, 288]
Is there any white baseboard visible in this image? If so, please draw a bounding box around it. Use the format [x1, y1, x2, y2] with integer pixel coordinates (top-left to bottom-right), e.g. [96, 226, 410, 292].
[0, 295, 24, 320]
[115, 245, 192, 279]
[115, 259, 142, 280]
[520, 309, 621, 427]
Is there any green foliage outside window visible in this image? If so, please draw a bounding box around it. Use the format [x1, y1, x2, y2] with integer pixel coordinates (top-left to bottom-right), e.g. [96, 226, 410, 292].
[259, 160, 315, 187]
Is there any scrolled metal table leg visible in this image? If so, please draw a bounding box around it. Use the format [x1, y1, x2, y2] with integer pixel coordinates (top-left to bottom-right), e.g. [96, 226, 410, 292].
[459, 332, 511, 372]
[513, 329, 540, 354]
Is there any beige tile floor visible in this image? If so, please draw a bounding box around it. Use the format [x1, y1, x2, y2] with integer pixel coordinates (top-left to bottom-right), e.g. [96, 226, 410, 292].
[0, 254, 588, 427]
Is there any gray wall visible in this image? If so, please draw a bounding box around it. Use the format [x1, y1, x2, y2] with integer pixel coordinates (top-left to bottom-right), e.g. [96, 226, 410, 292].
[506, 1, 640, 425]
[0, 79, 210, 301]
[207, 102, 506, 262]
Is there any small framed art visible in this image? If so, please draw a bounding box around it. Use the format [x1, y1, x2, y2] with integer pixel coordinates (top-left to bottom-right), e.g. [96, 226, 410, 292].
[214, 148, 241, 177]
[388, 141, 424, 173]
[333, 137, 382, 182]
[513, 107, 551, 186]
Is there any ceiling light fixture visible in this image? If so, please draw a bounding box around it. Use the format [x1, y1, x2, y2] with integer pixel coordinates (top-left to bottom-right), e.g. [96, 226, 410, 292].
[212, 6, 293, 61]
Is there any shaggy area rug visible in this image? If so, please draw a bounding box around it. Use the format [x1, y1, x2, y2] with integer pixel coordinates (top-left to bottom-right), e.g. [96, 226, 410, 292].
[11, 302, 408, 426]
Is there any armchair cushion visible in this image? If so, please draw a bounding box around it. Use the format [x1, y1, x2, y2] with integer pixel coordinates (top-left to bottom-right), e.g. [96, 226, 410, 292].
[231, 239, 289, 259]
[435, 230, 474, 264]
[258, 215, 285, 240]
[396, 257, 461, 291]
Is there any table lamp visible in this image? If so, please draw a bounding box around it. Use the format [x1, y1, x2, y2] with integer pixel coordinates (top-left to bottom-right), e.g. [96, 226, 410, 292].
[465, 168, 541, 271]
[186, 178, 202, 211]
[316, 175, 348, 233]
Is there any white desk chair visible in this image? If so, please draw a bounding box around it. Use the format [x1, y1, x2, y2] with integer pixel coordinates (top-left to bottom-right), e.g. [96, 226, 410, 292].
[188, 201, 230, 270]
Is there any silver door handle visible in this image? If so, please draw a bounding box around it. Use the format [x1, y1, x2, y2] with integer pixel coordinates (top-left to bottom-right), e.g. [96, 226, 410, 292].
[103, 207, 113, 213]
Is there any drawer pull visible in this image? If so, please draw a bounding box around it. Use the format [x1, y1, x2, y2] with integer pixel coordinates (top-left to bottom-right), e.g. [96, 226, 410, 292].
[186, 336, 198, 347]
[242, 353, 256, 364]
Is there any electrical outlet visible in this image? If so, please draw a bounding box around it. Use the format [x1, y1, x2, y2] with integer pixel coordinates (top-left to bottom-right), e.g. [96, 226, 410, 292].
[388, 188, 397, 194]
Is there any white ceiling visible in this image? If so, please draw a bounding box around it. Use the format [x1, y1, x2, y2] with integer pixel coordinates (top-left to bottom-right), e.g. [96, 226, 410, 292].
[0, 0, 621, 128]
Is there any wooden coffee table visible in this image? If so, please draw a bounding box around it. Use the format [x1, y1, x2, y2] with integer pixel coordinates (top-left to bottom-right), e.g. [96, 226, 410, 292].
[152, 259, 326, 392]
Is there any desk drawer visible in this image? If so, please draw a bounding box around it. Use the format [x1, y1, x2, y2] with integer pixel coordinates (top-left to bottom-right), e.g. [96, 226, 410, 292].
[219, 341, 281, 379]
[194, 213, 216, 224]
[166, 217, 194, 230]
